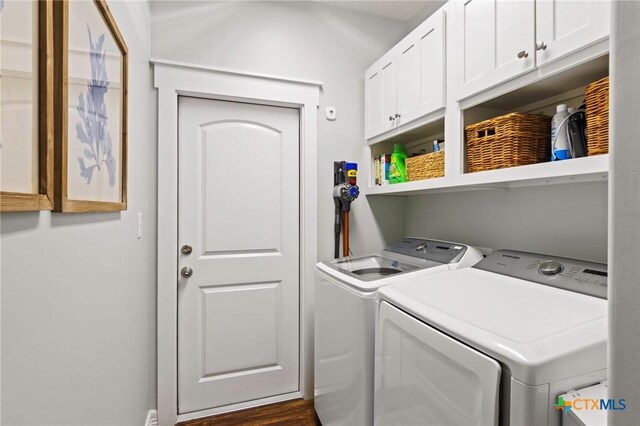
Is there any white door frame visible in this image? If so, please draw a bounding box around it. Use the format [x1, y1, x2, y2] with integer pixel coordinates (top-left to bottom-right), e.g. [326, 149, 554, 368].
[152, 59, 320, 426]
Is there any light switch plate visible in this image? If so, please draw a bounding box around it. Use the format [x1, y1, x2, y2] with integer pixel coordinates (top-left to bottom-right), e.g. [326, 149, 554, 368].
[137, 212, 143, 239]
[325, 106, 337, 121]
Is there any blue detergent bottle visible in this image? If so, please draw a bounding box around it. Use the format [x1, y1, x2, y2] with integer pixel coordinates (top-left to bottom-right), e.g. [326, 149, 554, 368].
[551, 104, 571, 161]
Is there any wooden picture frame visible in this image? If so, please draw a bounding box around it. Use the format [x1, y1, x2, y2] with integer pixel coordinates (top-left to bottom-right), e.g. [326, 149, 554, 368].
[0, 0, 54, 212]
[53, 0, 128, 212]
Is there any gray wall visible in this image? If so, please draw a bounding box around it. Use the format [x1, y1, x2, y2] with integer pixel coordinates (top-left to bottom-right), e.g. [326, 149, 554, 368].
[609, 1, 640, 423]
[0, 1, 156, 425]
[405, 181, 608, 263]
[150, 0, 410, 260]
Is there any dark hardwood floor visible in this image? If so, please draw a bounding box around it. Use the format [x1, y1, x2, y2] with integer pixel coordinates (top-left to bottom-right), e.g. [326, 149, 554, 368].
[179, 399, 321, 426]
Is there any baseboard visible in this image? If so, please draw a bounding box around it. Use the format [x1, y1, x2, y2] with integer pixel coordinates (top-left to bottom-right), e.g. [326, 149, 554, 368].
[145, 410, 158, 426]
[176, 391, 303, 423]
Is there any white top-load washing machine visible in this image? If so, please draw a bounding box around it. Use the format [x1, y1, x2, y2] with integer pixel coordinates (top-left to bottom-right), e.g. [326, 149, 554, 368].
[374, 249, 608, 426]
[314, 238, 483, 426]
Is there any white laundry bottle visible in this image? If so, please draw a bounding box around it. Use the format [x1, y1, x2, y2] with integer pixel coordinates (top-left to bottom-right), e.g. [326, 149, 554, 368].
[551, 104, 571, 161]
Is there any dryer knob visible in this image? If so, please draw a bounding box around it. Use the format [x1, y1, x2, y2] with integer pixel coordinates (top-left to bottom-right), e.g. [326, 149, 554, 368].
[539, 260, 564, 276]
[416, 243, 427, 252]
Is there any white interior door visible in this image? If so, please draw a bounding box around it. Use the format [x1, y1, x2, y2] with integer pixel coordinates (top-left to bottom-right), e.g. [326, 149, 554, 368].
[375, 302, 501, 426]
[177, 97, 300, 414]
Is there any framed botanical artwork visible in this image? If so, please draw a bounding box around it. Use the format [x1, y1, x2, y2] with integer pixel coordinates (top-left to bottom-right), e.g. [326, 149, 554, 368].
[0, 0, 54, 212]
[53, 0, 127, 212]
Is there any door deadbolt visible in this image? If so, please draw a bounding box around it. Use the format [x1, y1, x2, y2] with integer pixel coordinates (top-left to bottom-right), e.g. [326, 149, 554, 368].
[181, 267, 193, 278]
[181, 245, 193, 255]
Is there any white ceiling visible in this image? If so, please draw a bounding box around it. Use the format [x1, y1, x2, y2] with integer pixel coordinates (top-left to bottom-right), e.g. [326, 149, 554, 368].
[150, 1, 447, 23]
[313, 1, 444, 22]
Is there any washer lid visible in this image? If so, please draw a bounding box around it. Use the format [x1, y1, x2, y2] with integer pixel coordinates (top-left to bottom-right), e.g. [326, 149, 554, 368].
[330, 255, 421, 280]
[317, 254, 448, 292]
[377, 268, 607, 386]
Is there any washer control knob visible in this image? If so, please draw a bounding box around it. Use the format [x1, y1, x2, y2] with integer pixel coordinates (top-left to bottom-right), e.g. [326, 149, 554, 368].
[416, 243, 427, 252]
[539, 260, 563, 276]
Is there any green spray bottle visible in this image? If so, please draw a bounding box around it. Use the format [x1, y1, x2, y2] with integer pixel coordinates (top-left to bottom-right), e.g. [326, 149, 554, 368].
[388, 144, 408, 184]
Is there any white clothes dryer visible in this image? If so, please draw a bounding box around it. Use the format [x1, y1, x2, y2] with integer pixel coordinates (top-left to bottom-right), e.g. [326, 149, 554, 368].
[374, 250, 608, 426]
[314, 238, 483, 426]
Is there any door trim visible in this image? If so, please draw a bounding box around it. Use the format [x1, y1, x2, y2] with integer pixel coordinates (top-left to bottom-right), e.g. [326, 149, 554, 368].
[153, 60, 321, 426]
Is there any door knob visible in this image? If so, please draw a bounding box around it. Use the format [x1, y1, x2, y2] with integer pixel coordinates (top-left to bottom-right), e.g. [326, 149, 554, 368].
[517, 50, 529, 59]
[181, 244, 193, 255]
[535, 41, 547, 51]
[181, 267, 193, 278]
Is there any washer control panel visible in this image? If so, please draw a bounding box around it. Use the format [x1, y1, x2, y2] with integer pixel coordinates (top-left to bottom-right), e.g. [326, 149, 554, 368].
[385, 238, 468, 264]
[474, 250, 607, 299]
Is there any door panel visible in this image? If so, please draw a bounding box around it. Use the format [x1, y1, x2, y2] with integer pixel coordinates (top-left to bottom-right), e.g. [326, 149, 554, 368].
[382, 60, 397, 129]
[397, 9, 445, 126]
[365, 52, 397, 139]
[536, 0, 610, 66]
[375, 302, 501, 425]
[202, 122, 282, 254]
[178, 97, 299, 414]
[399, 43, 420, 119]
[457, 0, 535, 100]
[462, 0, 493, 87]
[201, 282, 280, 377]
[366, 69, 384, 139]
[495, 0, 534, 70]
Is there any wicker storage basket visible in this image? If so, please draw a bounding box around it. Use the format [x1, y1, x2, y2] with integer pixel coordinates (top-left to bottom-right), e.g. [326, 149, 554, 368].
[465, 112, 551, 173]
[585, 76, 609, 156]
[406, 151, 444, 181]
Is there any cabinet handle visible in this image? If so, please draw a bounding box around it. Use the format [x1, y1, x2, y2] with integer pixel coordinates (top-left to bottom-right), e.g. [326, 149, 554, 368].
[389, 116, 395, 121]
[395, 113, 401, 118]
[535, 41, 547, 51]
[517, 49, 529, 59]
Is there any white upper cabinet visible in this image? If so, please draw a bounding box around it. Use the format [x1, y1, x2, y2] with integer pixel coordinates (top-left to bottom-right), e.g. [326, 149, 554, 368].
[455, 0, 610, 100]
[456, 0, 536, 100]
[365, 52, 397, 139]
[365, 8, 446, 140]
[535, 0, 610, 66]
[396, 9, 446, 127]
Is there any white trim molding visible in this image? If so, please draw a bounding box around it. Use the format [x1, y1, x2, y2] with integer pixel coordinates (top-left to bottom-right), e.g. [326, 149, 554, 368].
[151, 58, 324, 87]
[145, 410, 158, 426]
[153, 61, 319, 426]
[609, 1, 640, 424]
[176, 391, 302, 424]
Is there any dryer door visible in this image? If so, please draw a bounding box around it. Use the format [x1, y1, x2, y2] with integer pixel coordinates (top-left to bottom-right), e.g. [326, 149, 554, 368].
[375, 302, 501, 426]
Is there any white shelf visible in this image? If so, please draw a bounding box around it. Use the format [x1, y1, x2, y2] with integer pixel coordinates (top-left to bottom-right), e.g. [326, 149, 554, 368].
[367, 176, 450, 195]
[365, 154, 608, 196]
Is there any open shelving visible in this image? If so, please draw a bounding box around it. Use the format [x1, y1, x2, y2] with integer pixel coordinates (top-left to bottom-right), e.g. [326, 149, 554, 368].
[365, 52, 610, 197]
[367, 154, 608, 196]
[367, 115, 445, 191]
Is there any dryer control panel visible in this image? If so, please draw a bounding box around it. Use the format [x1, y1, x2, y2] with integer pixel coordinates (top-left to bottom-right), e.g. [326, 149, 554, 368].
[385, 238, 469, 264]
[474, 250, 607, 299]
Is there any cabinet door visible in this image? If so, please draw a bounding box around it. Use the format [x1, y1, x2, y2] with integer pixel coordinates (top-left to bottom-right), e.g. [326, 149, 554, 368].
[535, 0, 610, 66]
[397, 9, 445, 127]
[365, 53, 397, 139]
[455, 0, 535, 100]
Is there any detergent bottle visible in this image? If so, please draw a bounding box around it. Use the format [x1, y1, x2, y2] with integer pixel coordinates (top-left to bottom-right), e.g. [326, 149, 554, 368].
[388, 144, 408, 184]
[551, 104, 571, 161]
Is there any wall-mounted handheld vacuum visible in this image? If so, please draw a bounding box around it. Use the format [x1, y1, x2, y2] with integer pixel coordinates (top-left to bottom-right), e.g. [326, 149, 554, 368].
[333, 161, 360, 258]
